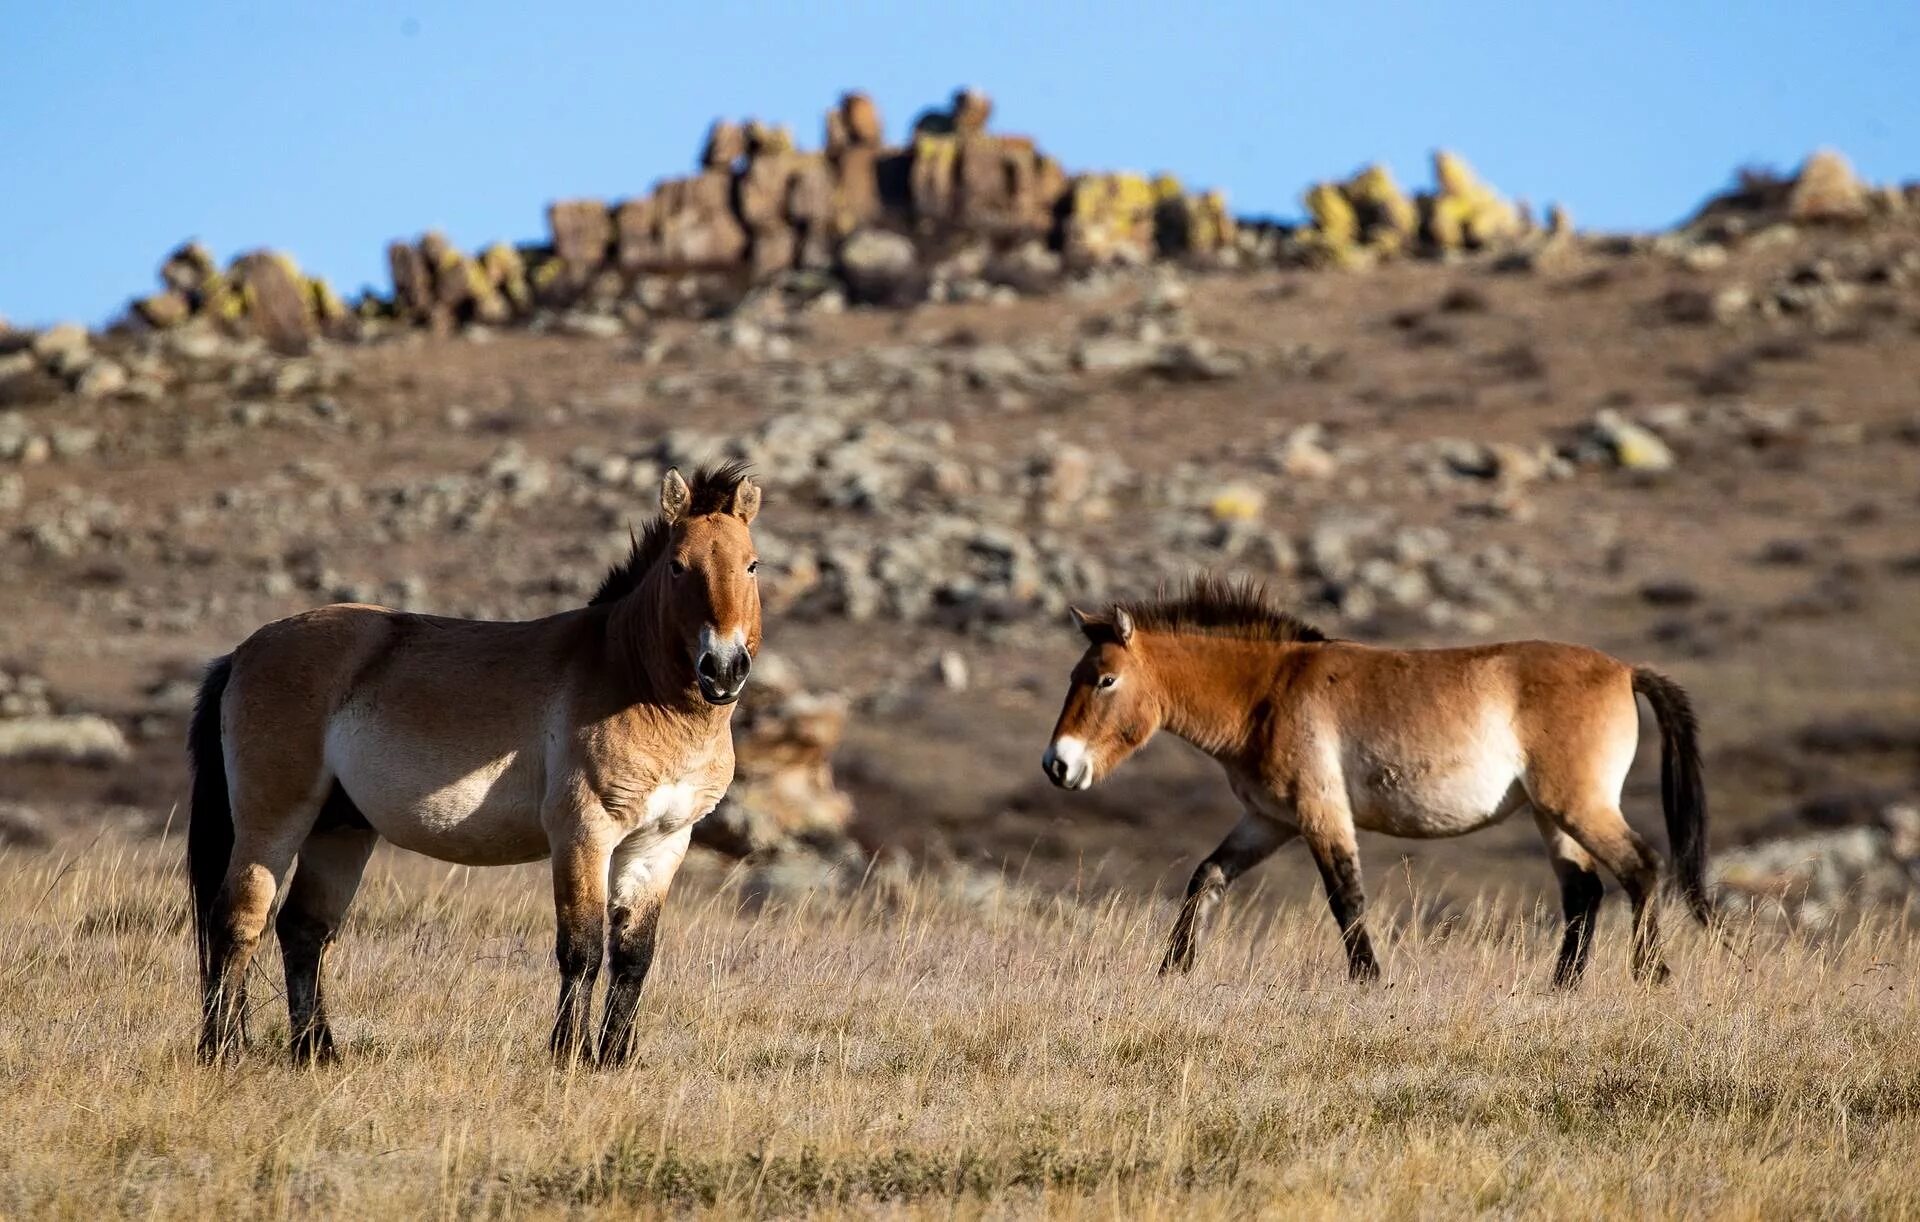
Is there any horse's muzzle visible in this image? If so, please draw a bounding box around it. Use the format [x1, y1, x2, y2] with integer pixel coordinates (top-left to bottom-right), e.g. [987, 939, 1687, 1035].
[696, 646, 750, 705]
[1041, 737, 1094, 790]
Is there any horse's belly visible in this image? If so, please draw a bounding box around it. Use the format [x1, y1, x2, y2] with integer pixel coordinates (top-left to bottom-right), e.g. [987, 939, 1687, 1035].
[326, 721, 548, 865]
[1349, 759, 1526, 839]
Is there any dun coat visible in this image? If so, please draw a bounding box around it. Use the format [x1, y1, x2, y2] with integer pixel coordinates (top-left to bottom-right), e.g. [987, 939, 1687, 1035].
[188, 463, 764, 1064]
[1042, 577, 1710, 985]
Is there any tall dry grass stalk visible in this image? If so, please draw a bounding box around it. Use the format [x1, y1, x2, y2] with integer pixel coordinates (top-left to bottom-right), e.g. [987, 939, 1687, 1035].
[1, 833, 1916, 1218]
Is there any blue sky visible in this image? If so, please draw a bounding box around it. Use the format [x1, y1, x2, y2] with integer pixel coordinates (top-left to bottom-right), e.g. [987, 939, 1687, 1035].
[4, 2, 1917, 327]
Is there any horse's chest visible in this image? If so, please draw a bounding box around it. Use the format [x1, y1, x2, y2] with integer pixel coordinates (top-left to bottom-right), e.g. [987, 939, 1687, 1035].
[635, 776, 708, 835]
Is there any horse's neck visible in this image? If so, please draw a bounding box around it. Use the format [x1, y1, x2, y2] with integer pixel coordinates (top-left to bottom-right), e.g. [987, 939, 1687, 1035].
[604, 577, 703, 716]
[1143, 633, 1287, 762]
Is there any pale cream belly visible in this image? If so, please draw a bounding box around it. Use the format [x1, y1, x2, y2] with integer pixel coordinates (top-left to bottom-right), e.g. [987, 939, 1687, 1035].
[324, 714, 549, 866]
[1348, 770, 1531, 838]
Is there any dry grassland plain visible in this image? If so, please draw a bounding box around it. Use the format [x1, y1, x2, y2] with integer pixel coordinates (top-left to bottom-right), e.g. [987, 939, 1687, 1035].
[2, 834, 1917, 1218]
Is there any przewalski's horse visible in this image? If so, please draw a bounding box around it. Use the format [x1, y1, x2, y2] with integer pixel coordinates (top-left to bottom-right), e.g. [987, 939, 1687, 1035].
[187, 462, 763, 1065]
[1041, 577, 1711, 987]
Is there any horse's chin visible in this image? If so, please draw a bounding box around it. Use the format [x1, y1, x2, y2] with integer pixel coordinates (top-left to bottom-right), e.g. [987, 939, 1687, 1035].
[697, 679, 744, 706]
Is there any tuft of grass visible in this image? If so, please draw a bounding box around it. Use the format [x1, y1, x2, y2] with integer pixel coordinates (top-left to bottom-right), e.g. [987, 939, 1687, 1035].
[1, 833, 1917, 1218]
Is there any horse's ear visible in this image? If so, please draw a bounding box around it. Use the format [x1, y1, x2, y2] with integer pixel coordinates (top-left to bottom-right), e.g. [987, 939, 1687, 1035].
[661, 468, 691, 523]
[730, 478, 762, 525]
[1111, 605, 1135, 646]
[1069, 605, 1100, 640]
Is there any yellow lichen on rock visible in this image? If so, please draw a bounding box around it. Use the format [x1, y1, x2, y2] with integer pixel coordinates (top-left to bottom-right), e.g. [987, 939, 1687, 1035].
[480, 243, 531, 314]
[1064, 172, 1158, 265]
[306, 277, 347, 325]
[1423, 151, 1521, 250]
[1344, 163, 1418, 250]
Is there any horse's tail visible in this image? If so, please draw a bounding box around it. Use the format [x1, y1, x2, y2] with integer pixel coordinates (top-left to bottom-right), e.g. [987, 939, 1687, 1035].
[188, 655, 235, 981]
[1633, 666, 1713, 926]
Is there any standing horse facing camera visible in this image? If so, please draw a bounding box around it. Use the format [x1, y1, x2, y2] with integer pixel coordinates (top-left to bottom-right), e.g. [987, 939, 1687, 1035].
[187, 463, 763, 1065]
[1042, 578, 1710, 986]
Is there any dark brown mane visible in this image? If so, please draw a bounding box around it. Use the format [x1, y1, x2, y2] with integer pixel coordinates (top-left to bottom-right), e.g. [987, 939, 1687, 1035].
[1118, 575, 1327, 644]
[589, 460, 753, 606]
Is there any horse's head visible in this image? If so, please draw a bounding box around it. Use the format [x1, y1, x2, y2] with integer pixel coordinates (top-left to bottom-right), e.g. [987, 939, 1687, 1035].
[1042, 604, 1161, 789]
[658, 466, 762, 705]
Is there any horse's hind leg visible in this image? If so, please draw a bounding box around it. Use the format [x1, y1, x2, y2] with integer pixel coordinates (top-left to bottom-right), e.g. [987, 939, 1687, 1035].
[202, 822, 313, 1061]
[278, 823, 376, 1064]
[1160, 812, 1294, 975]
[1534, 812, 1604, 988]
[1298, 792, 1381, 982]
[1541, 804, 1668, 983]
[202, 769, 330, 1062]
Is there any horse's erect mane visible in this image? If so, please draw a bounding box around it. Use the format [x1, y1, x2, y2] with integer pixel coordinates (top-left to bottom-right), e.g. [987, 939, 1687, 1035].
[1117, 574, 1328, 645]
[589, 460, 753, 606]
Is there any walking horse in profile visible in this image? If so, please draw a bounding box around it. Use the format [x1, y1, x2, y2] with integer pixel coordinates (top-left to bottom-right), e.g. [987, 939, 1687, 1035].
[188, 463, 763, 1065]
[1042, 577, 1712, 986]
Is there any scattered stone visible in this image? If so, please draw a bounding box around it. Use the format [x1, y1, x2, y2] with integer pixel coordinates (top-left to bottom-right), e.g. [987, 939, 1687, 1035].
[1584, 410, 1675, 471]
[0, 715, 131, 766]
[936, 650, 970, 691]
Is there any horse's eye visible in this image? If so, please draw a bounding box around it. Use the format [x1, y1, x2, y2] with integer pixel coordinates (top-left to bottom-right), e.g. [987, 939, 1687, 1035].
[669, 559, 687, 577]
[1097, 674, 1118, 690]
[746, 560, 759, 575]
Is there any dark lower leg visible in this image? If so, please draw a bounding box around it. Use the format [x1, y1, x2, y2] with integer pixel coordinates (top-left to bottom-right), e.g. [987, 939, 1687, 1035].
[276, 828, 374, 1064]
[1552, 866, 1604, 988]
[1309, 842, 1379, 981]
[597, 900, 662, 1065]
[1161, 862, 1227, 975]
[277, 909, 336, 1063]
[551, 911, 603, 1064]
[1624, 873, 1670, 983]
[1159, 817, 1291, 976]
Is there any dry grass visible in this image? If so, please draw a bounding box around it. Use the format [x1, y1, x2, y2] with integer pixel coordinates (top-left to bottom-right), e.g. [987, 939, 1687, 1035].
[3, 835, 1918, 1219]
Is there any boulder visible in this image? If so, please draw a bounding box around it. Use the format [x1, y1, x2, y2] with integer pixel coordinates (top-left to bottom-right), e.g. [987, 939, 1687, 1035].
[1344, 163, 1418, 250]
[1586, 410, 1675, 472]
[828, 144, 885, 233]
[387, 240, 434, 319]
[825, 90, 883, 154]
[1062, 173, 1158, 266]
[646, 172, 749, 269]
[702, 119, 747, 170]
[1423, 151, 1522, 251]
[951, 87, 992, 135]
[837, 228, 925, 306]
[160, 242, 220, 296]
[547, 199, 615, 282]
[479, 242, 532, 315]
[692, 656, 857, 858]
[230, 251, 315, 353]
[745, 119, 795, 157]
[1787, 149, 1871, 224]
[1156, 183, 1236, 257]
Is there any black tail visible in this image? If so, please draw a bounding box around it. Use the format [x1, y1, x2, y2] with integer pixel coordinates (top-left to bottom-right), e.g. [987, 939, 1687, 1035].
[1633, 667, 1712, 925]
[188, 655, 235, 981]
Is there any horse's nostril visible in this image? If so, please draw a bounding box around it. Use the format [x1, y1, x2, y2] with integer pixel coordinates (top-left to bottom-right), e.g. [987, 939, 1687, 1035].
[1046, 756, 1066, 782]
[698, 653, 722, 679]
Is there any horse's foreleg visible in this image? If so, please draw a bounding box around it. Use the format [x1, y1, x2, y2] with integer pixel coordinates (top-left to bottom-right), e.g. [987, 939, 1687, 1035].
[598, 826, 692, 1066]
[1160, 813, 1294, 975]
[277, 827, 376, 1064]
[1299, 794, 1380, 982]
[548, 836, 610, 1066]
